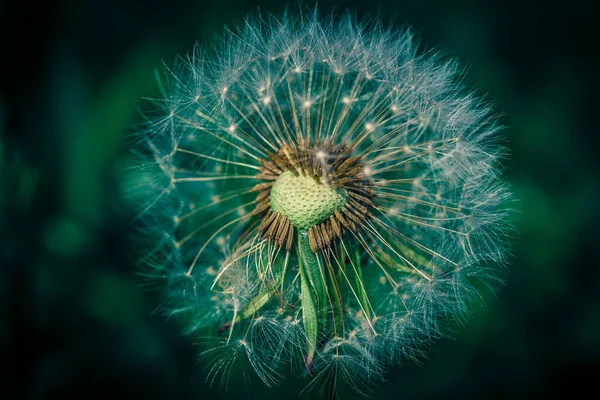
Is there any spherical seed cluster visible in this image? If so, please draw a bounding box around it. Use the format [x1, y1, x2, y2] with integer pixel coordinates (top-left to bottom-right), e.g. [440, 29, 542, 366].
[270, 172, 347, 230]
[126, 10, 514, 396]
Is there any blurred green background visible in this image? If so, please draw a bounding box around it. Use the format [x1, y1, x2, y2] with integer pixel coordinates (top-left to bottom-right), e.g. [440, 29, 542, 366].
[1, 0, 598, 398]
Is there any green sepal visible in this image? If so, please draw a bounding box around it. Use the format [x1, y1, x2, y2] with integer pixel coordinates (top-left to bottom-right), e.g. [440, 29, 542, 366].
[237, 290, 271, 322]
[297, 230, 327, 372]
[352, 247, 372, 320]
[328, 264, 343, 339]
[220, 246, 288, 335]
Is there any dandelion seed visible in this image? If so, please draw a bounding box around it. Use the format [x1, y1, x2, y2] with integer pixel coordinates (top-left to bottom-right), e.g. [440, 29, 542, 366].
[127, 8, 514, 396]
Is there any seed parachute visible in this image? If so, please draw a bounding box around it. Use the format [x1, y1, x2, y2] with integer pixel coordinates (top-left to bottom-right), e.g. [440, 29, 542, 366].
[125, 9, 514, 395]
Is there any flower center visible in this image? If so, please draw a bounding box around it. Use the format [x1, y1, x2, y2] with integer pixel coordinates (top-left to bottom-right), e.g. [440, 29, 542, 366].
[252, 143, 376, 253]
[270, 171, 347, 230]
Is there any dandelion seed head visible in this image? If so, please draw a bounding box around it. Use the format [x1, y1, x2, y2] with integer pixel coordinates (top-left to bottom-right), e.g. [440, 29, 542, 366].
[127, 8, 515, 395]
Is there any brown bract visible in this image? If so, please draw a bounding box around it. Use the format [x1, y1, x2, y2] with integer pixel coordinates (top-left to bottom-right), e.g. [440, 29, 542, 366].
[250, 140, 376, 253]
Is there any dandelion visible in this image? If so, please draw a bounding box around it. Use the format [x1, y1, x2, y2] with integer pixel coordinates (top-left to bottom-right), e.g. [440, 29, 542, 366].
[126, 9, 514, 396]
